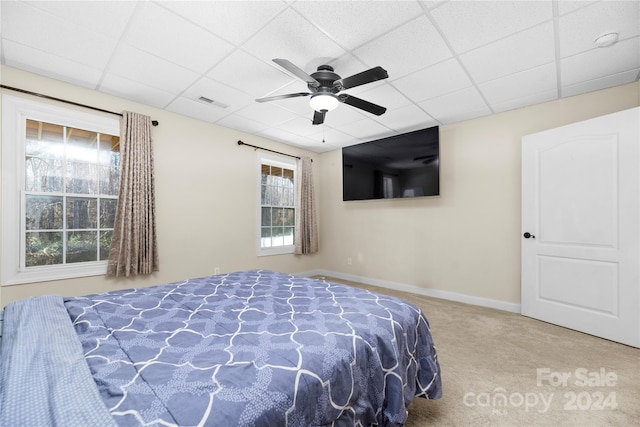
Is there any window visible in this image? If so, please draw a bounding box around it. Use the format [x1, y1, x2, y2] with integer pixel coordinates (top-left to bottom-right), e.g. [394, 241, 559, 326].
[258, 153, 296, 256]
[2, 95, 120, 285]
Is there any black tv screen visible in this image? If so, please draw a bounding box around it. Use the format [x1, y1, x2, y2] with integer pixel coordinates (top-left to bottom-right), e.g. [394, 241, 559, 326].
[342, 126, 439, 201]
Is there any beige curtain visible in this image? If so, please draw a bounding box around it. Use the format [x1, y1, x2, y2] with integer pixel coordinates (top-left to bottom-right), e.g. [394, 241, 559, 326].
[294, 156, 318, 255]
[107, 111, 159, 276]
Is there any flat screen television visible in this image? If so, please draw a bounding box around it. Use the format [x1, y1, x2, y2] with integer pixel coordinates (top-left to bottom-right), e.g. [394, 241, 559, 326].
[342, 126, 439, 201]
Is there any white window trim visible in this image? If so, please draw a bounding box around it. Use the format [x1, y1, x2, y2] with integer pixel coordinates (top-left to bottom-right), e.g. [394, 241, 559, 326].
[256, 151, 297, 257]
[1, 95, 120, 285]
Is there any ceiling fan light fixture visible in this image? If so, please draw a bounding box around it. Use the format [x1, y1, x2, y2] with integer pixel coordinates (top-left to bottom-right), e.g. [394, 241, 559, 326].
[309, 93, 339, 112]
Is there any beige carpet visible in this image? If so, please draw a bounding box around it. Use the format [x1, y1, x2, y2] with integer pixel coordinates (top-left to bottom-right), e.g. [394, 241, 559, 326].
[318, 277, 640, 426]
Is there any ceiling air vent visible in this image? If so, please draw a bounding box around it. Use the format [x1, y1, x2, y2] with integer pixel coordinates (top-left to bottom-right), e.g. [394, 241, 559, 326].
[197, 96, 229, 109]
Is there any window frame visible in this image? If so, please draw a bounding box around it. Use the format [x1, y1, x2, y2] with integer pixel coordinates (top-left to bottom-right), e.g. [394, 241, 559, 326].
[256, 152, 297, 257]
[1, 95, 120, 285]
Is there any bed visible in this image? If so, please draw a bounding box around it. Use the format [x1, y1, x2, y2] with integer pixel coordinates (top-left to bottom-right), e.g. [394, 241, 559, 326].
[0, 270, 441, 426]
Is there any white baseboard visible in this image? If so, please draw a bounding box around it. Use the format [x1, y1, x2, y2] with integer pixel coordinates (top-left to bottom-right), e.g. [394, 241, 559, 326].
[296, 269, 521, 314]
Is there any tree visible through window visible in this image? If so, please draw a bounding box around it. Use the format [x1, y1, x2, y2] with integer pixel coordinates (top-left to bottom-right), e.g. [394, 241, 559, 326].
[260, 160, 295, 252]
[24, 119, 120, 267]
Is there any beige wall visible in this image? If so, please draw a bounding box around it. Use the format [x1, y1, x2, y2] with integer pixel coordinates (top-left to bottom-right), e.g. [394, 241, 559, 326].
[318, 81, 640, 304]
[0, 66, 320, 307]
[1, 65, 639, 309]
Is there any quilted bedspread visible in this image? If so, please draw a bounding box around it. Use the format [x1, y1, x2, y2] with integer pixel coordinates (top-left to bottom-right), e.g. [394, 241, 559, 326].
[2, 270, 441, 426]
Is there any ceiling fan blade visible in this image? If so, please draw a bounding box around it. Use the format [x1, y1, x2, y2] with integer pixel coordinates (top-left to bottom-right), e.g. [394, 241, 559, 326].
[273, 58, 320, 88]
[312, 110, 326, 125]
[334, 66, 388, 90]
[339, 94, 386, 116]
[255, 92, 311, 103]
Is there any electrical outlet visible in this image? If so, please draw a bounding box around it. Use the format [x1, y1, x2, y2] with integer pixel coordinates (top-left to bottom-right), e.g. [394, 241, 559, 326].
[214, 267, 220, 275]
[347, 257, 352, 265]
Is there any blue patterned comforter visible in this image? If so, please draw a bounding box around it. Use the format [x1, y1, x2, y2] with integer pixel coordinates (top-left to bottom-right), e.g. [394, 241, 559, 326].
[2, 270, 441, 426]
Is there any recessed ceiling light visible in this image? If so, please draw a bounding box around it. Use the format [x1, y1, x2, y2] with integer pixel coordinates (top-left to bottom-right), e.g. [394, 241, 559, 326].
[594, 32, 619, 48]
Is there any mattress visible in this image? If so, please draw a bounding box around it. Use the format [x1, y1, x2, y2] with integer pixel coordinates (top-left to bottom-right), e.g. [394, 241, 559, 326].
[0, 270, 441, 426]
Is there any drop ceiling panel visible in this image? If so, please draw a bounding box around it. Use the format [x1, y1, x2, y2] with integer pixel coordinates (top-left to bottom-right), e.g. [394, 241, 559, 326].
[165, 97, 231, 123]
[99, 73, 177, 109]
[2, 1, 118, 69]
[276, 116, 321, 137]
[419, 87, 491, 124]
[479, 63, 558, 106]
[558, 0, 640, 57]
[393, 59, 473, 103]
[107, 44, 200, 96]
[234, 102, 299, 127]
[556, 1, 595, 16]
[431, 0, 553, 54]
[355, 83, 413, 111]
[217, 114, 269, 135]
[561, 38, 640, 87]
[339, 117, 393, 141]
[256, 126, 322, 150]
[375, 104, 438, 133]
[491, 88, 558, 114]
[309, 127, 359, 148]
[162, 1, 289, 46]
[1, 0, 637, 153]
[181, 77, 254, 113]
[353, 15, 453, 80]
[460, 21, 556, 84]
[208, 50, 293, 98]
[562, 68, 640, 97]
[124, 2, 234, 74]
[2, 40, 104, 89]
[23, 0, 137, 39]
[242, 8, 347, 68]
[292, 1, 424, 50]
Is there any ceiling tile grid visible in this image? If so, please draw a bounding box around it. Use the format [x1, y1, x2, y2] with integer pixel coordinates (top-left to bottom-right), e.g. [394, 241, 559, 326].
[123, 2, 236, 75]
[1, 0, 638, 153]
[2, 1, 120, 69]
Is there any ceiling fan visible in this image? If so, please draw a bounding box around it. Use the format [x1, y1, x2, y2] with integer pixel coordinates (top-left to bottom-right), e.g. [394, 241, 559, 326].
[256, 58, 389, 125]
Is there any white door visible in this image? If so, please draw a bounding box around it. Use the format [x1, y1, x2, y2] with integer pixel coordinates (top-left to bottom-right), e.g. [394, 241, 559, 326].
[522, 107, 640, 348]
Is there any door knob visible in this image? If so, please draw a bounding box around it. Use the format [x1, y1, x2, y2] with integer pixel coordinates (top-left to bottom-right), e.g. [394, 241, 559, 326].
[523, 232, 535, 239]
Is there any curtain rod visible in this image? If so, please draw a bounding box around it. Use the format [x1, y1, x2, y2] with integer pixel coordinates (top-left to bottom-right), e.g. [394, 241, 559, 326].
[0, 84, 159, 126]
[237, 140, 311, 161]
